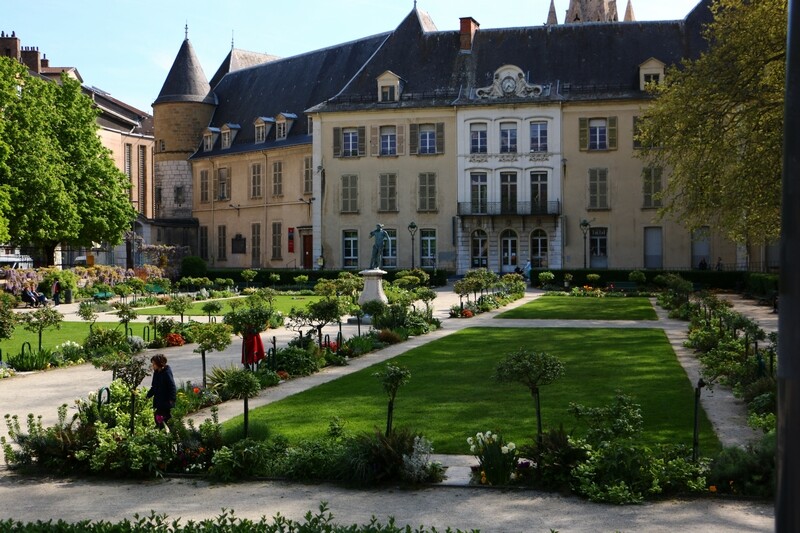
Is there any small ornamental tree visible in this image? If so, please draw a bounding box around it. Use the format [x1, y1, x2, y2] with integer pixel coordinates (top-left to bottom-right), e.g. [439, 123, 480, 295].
[165, 295, 194, 323]
[0, 293, 18, 344]
[225, 368, 261, 438]
[241, 269, 258, 287]
[115, 353, 150, 434]
[193, 322, 233, 388]
[114, 303, 138, 336]
[494, 349, 565, 447]
[201, 300, 223, 321]
[125, 277, 146, 301]
[77, 301, 99, 332]
[19, 306, 63, 351]
[374, 363, 411, 437]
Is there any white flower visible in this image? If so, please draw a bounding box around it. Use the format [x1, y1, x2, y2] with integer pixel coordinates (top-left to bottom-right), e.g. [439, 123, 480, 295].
[470, 445, 476, 453]
[507, 442, 516, 451]
[467, 437, 474, 445]
[501, 446, 509, 454]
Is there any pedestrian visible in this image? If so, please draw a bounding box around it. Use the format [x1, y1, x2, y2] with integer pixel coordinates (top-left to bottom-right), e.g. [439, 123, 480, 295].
[146, 354, 177, 429]
[715, 257, 723, 271]
[51, 279, 62, 305]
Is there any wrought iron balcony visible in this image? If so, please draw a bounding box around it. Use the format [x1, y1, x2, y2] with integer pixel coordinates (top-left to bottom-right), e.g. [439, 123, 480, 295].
[457, 200, 561, 216]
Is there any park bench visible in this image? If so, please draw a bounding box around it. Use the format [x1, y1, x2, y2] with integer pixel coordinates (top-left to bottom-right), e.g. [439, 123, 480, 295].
[93, 291, 114, 301]
[144, 284, 166, 295]
[607, 281, 638, 293]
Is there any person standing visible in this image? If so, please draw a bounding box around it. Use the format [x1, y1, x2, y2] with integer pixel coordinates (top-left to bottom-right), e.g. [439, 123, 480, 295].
[146, 354, 177, 429]
[51, 279, 61, 306]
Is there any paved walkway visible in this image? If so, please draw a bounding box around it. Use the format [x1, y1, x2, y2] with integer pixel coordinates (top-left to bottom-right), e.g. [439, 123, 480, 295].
[0, 287, 775, 530]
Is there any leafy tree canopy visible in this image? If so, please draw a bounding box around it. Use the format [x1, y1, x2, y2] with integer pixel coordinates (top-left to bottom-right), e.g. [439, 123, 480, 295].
[0, 58, 136, 263]
[638, 0, 787, 245]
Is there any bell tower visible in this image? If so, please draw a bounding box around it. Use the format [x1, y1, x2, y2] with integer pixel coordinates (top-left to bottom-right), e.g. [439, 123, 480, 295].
[564, 0, 623, 23]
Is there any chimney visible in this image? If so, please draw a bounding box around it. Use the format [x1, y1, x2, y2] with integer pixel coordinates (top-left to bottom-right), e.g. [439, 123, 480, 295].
[20, 46, 41, 74]
[41, 53, 49, 68]
[459, 17, 480, 51]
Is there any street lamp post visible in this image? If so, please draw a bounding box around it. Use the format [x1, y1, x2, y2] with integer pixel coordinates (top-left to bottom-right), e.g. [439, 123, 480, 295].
[579, 219, 591, 269]
[408, 222, 418, 269]
[298, 197, 315, 218]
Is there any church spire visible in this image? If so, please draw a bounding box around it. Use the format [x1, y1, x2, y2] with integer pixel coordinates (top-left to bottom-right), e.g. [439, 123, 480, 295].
[547, 0, 558, 25]
[623, 0, 636, 21]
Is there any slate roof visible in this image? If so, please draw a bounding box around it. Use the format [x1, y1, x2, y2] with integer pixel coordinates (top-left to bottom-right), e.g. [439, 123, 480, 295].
[209, 48, 281, 89]
[154, 38, 215, 106]
[313, 2, 712, 111]
[191, 32, 389, 158]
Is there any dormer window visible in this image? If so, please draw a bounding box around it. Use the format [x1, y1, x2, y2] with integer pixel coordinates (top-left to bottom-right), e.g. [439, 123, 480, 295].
[275, 113, 297, 141]
[220, 124, 240, 150]
[376, 70, 402, 102]
[202, 128, 220, 152]
[639, 58, 666, 91]
[253, 117, 274, 144]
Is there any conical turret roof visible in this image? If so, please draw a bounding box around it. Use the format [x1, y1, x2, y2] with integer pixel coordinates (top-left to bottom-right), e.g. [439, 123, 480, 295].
[153, 38, 215, 105]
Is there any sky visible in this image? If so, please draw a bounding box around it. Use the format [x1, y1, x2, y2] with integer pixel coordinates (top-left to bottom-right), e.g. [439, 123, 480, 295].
[4, 0, 703, 113]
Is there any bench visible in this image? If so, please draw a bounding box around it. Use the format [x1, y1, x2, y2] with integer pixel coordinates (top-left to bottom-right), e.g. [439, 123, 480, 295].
[93, 291, 114, 301]
[144, 284, 166, 295]
[607, 281, 638, 293]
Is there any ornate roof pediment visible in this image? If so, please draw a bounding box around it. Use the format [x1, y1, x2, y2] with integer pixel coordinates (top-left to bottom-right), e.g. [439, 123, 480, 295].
[475, 65, 547, 99]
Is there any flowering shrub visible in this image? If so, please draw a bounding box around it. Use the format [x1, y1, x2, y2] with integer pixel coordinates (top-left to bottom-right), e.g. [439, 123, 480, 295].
[53, 341, 85, 365]
[460, 309, 474, 318]
[165, 333, 185, 347]
[276, 370, 290, 380]
[0, 365, 15, 379]
[469, 430, 518, 486]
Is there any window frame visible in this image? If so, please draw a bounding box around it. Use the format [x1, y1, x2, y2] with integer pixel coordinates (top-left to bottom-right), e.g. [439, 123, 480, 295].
[271, 221, 282, 260]
[529, 121, 548, 152]
[255, 123, 266, 143]
[642, 166, 663, 208]
[380, 125, 397, 156]
[272, 161, 283, 196]
[379, 173, 398, 212]
[499, 122, 518, 154]
[588, 168, 609, 209]
[470, 123, 488, 154]
[217, 225, 227, 261]
[250, 163, 263, 199]
[200, 170, 209, 203]
[382, 228, 397, 268]
[418, 172, 437, 212]
[303, 156, 313, 194]
[420, 228, 436, 268]
[343, 230, 359, 268]
[341, 174, 358, 213]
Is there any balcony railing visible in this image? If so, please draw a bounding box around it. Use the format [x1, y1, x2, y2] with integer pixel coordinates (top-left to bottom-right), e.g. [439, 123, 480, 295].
[457, 200, 561, 216]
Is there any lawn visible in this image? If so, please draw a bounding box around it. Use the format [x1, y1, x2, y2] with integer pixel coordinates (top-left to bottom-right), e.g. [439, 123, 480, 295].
[224, 327, 719, 455]
[135, 295, 322, 317]
[496, 296, 658, 320]
[0, 321, 122, 356]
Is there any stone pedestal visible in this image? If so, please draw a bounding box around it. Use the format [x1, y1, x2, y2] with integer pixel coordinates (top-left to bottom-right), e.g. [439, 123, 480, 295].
[358, 269, 389, 305]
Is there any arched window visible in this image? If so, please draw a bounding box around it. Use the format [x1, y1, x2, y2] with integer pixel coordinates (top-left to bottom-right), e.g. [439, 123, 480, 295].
[500, 229, 518, 272]
[471, 229, 488, 268]
[530, 229, 548, 268]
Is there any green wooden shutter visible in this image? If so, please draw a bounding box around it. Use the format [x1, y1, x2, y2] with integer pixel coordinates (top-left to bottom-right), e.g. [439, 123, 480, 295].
[436, 122, 445, 154]
[370, 125, 379, 156]
[357, 126, 366, 156]
[607, 116, 618, 150]
[333, 127, 341, 157]
[397, 125, 405, 155]
[579, 118, 588, 151]
[409, 124, 418, 155]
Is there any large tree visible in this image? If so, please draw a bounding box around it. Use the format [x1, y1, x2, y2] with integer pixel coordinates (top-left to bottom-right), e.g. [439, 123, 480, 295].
[638, 0, 787, 246]
[0, 57, 135, 264]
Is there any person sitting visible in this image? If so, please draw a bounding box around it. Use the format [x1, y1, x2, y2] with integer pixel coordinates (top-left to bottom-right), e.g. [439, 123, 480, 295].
[22, 285, 41, 307]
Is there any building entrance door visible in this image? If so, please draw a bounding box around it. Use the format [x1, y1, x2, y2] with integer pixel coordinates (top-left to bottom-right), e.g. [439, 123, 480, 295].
[302, 235, 313, 269]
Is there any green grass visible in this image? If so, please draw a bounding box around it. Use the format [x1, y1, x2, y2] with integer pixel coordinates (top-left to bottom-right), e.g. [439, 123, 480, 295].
[135, 295, 322, 317]
[496, 296, 658, 320]
[224, 327, 719, 455]
[0, 322, 123, 356]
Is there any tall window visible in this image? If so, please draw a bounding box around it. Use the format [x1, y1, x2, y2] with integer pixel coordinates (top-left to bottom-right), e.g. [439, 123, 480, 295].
[499, 122, 517, 153]
[418, 173, 437, 212]
[343, 128, 359, 157]
[341, 175, 358, 213]
[124, 144, 132, 178]
[217, 225, 227, 261]
[272, 161, 283, 196]
[471, 230, 488, 268]
[380, 85, 396, 102]
[529, 121, 548, 152]
[276, 121, 287, 140]
[303, 156, 313, 194]
[255, 123, 266, 143]
[251, 223, 261, 266]
[589, 227, 608, 269]
[382, 229, 397, 268]
[580, 117, 617, 151]
[271, 222, 282, 260]
[199, 226, 208, 260]
[530, 171, 548, 213]
[250, 163, 262, 198]
[470, 172, 488, 214]
[420, 229, 436, 268]
[530, 229, 548, 268]
[643, 166, 663, 208]
[200, 170, 209, 203]
[418, 124, 435, 154]
[589, 168, 608, 209]
[138, 145, 147, 210]
[174, 186, 185, 205]
[203, 134, 213, 151]
[691, 227, 711, 269]
[588, 119, 606, 150]
[500, 229, 518, 269]
[217, 168, 229, 201]
[379, 173, 397, 212]
[380, 126, 397, 156]
[343, 230, 358, 268]
[500, 172, 517, 214]
[221, 130, 231, 149]
[470, 123, 487, 154]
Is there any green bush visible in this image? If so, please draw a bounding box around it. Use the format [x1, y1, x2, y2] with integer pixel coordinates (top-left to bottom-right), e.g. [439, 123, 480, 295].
[338, 427, 421, 486]
[628, 270, 646, 284]
[517, 426, 588, 492]
[181, 256, 208, 278]
[274, 346, 321, 377]
[6, 348, 51, 371]
[468, 430, 518, 486]
[708, 432, 775, 498]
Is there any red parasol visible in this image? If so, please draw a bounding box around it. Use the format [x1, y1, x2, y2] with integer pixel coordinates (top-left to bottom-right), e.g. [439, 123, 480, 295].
[242, 331, 266, 365]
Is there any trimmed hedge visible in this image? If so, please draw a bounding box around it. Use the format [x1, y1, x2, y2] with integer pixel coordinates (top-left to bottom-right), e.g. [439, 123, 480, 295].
[204, 268, 451, 288]
[553, 269, 749, 291]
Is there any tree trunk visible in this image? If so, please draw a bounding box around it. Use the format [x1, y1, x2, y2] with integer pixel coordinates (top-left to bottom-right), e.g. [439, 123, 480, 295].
[533, 387, 542, 447]
[386, 398, 394, 437]
[201, 350, 207, 388]
[43, 241, 58, 267]
[243, 395, 250, 438]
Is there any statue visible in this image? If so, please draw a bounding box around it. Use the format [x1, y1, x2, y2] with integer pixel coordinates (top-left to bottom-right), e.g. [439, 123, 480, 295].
[369, 223, 389, 269]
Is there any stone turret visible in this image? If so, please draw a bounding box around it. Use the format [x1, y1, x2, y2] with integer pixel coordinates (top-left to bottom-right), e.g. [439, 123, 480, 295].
[623, 0, 636, 21]
[547, 0, 559, 25]
[152, 33, 215, 247]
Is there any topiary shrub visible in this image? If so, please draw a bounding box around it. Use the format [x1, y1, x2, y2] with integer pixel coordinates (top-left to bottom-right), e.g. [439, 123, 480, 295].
[181, 256, 207, 278]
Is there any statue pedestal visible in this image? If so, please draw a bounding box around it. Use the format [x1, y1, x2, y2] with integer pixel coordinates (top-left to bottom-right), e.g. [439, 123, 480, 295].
[358, 269, 388, 305]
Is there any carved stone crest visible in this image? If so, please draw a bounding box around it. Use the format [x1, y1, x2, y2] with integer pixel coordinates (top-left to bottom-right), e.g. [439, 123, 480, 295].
[476, 65, 547, 99]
